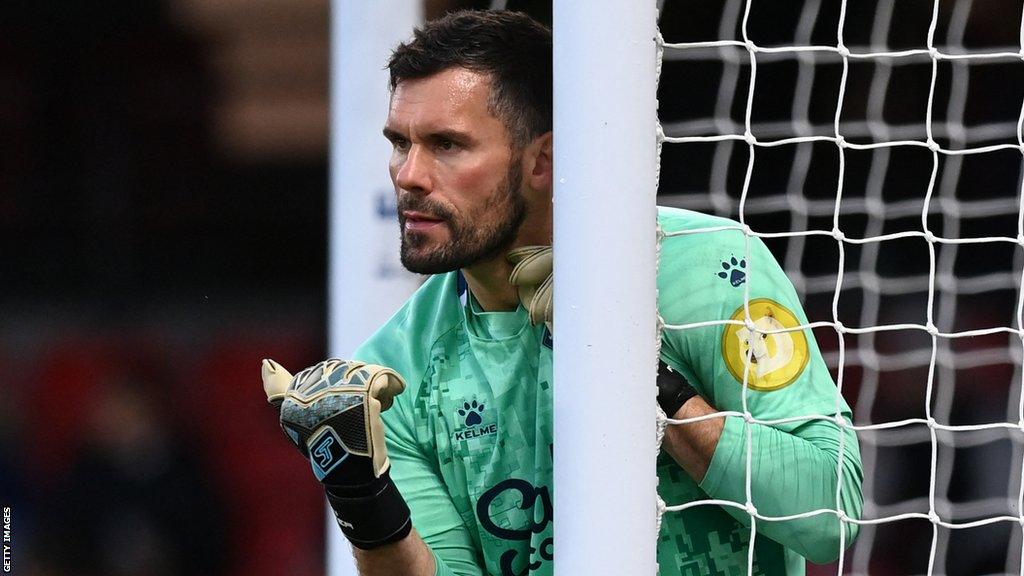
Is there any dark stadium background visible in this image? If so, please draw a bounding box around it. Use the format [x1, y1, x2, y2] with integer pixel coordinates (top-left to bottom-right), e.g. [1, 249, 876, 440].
[0, 2, 545, 575]
[2, 0, 1020, 575]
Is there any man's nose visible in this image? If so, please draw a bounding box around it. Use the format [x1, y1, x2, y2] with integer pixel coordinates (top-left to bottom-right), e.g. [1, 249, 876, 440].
[395, 146, 432, 194]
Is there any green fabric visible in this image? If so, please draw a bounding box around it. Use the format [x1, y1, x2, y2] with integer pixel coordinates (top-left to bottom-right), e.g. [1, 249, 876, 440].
[354, 206, 863, 576]
[656, 208, 863, 575]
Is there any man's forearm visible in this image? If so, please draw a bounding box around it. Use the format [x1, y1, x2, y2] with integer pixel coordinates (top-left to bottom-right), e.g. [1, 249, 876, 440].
[354, 527, 436, 576]
[667, 403, 863, 563]
[662, 396, 724, 483]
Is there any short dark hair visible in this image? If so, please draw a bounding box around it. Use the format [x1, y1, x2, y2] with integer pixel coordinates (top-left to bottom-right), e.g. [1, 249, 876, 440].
[387, 10, 552, 146]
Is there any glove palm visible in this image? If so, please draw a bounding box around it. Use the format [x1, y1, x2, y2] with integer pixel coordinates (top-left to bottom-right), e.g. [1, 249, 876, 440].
[508, 245, 553, 329]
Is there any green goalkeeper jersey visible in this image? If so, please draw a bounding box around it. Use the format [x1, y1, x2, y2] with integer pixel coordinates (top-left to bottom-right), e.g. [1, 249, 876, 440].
[354, 207, 863, 576]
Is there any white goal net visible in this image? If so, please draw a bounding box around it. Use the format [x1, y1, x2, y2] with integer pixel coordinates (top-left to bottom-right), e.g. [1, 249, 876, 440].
[656, 0, 1024, 574]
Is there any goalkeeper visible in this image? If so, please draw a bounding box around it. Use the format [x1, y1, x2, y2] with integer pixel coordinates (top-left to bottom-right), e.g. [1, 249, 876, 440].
[262, 10, 863, 576]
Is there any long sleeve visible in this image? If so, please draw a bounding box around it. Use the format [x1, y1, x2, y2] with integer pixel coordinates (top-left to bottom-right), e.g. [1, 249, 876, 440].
[382, 392, 486, 576]
[656, 206, 864, 568]
[355, 272, 557, 575]
[700, 415, 863, 564]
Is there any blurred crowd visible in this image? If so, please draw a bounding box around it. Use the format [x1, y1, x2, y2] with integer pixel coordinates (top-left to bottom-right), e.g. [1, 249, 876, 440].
[0, 0, 333, 574]
[2, 329, 327, 576]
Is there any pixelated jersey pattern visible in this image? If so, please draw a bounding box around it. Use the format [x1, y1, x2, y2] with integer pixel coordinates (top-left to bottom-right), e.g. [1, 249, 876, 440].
[407, 306, 556, 576]
[652, 208, 861, 576]
[362, 245, 852, 576]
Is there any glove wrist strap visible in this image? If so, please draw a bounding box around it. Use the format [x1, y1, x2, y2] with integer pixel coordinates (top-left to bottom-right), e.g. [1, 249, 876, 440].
[324, 470, 412, 550]
[658, 360, 699, 418]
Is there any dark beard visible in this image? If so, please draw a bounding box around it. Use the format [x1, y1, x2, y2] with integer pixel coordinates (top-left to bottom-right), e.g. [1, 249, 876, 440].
[398, 161, 527, 275]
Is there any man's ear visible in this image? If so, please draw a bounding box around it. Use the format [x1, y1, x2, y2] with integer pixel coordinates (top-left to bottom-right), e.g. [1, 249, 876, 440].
[526, 131, 553, 192]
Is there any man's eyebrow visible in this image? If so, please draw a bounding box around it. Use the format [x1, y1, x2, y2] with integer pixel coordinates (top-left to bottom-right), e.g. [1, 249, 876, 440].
[382, 127, 405, 141]
[382, 127, 475, 144]
[428, 129, 474, 144]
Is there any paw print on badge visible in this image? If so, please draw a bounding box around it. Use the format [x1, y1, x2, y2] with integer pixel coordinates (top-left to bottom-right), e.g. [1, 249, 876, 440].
[458, 400, 485, 426]
[719, 256, 747, 287]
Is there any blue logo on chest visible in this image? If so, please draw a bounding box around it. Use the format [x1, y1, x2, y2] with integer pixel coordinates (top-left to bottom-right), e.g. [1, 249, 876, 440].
[458, 400, 485, 426]
[454, 398, 498, 441]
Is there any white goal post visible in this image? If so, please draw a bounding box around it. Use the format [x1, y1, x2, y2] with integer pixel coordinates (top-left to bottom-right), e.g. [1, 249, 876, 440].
[552, 1, 661, 575]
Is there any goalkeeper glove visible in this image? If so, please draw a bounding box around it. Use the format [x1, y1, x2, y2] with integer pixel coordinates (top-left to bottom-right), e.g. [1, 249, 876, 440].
[262, 358, 411, 549]
[508, 245, 553, 329]
[657, 360, 699, 418]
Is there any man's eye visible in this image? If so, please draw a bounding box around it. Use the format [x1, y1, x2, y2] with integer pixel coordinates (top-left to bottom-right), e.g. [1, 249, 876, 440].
[438, 139, 455, 151]
[394, 139, 410, 151]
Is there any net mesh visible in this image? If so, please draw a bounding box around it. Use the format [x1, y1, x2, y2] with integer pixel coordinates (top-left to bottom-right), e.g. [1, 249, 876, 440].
[655, 0, 1024, 574]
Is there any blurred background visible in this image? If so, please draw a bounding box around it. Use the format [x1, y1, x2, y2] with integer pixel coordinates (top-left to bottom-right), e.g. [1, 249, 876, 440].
[2, 0, 1022, 575]
[1, 0, 331, 574]
[0, 1, 540, 575]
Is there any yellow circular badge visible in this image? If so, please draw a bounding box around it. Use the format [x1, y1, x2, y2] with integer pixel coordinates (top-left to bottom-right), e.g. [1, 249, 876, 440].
[722, 298, 809, 391]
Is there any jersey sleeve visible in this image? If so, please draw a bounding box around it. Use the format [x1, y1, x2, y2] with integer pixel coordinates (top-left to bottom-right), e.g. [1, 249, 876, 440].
[354, 284, 486, 576]
[657, 208, 864, 563]
[383, 396, 485, 576]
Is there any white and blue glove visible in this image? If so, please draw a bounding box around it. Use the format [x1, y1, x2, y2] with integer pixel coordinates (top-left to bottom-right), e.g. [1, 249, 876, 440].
[262, 358, 411, 549]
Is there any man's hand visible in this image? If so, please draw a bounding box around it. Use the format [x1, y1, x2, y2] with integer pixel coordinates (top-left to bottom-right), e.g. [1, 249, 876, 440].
[508, 245, 552, 329]
[262, 358, 412, 549]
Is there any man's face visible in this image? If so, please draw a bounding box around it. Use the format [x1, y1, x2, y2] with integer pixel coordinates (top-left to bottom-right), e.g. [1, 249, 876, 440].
[384, 68, 526, 274]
